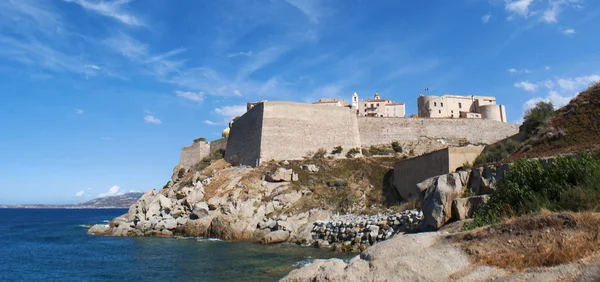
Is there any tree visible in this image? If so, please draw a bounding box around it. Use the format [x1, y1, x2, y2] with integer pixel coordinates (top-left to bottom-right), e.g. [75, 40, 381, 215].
[331, 146, 343, 154]
[193, 137, 207, 143]
[523, 101, 555, 134]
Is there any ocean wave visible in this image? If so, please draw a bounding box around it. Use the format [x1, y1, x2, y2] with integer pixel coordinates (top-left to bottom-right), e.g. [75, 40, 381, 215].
[292, 256, 313, 267]
[175, 236, 223, 242]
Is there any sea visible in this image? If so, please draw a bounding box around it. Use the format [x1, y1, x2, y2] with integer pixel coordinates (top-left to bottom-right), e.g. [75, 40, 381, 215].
[0, 208, 352, 281]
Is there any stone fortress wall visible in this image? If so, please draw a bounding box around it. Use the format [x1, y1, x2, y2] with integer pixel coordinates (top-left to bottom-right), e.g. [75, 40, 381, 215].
[224, 102, 264, 166]
[220, 101, 519, 166]
[258, 102, 361, 164]
[209, 137, 228, 155]
[179, 141, 211, 169]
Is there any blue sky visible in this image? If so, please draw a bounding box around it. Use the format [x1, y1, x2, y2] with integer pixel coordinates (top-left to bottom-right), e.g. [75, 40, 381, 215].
[1, 0, 599, 204]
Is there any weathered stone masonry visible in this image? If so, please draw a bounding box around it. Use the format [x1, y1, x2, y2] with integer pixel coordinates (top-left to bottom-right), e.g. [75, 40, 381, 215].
[222, 101, 519, 166]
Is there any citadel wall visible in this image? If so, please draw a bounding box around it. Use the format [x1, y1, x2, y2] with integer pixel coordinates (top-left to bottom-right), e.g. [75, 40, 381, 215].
[224, 102, 264, 166]
[209, 137, 228, 155]
[358, 117, 519, 153]
[259, 101, 361, 163]
[179, 141, 211, 169]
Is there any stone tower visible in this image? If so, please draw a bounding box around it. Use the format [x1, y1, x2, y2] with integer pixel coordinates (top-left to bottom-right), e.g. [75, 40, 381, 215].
[351, 92, 359, 109]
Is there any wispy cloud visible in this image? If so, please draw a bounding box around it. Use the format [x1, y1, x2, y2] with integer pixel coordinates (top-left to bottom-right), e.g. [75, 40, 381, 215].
[204, 105, 247, 125]
[514, 81, 539, 92]
[175, 90, 204, 103]
[101, 137, 113, 141]
[508, 68, 532, 74]
[98, 185, 122, 197]
[144, 115, 161, 124]
[75, 108, 84, 114]
[562, 28, 576, 35]
[62, 0, 145, 27]
[75, 190, 85, 197]
[284, 0, 325, 24]
[227, 51, 252, 58]
[482, 13, 493, 23]
[505, 0, 534, 18]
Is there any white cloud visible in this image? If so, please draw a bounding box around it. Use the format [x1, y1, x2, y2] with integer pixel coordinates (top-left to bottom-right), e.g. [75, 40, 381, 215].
[508, 68, 532, 74]
[62, 0, 145, 27]
[556, 75, 600, 91]
[144, 115, 161, 124]
[524, 90, 574, 112]
[505, 0, 534, 18]
[98, 185, 122, 197]
[75, 190, 85, 197]
[214, 105, 247, 118]
[75, 108, 84, 114]
[514, 81, 538, 92]
[175, 90, 204, 103]
[545, 66, 551, 70]
[284, 0, 324, 24]
[204, 120, 223, 126]
[482, 13, 493, 23]
[85, 64, 100, 70]
[227, 51, 252, 58]
[562, 28, 576, 35]
[101, 137, 113, 141]
[541, 3, 559, 23]
[87, 188, 92, 190]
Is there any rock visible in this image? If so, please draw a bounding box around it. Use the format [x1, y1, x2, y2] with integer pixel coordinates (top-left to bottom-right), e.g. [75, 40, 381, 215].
[326, 179, 347, 189]
[172, 164, 186, 182]
[301, 164, 320, 172]
[87, 224, 111, 235]
[162, 218, 178, 230]
[261, 230, 290, 244]
[192, 202, 209, 219]
[452, 195, 490, 220]
[202, 178, 211, 185]
[265, 167, 295, 182]
[419, 171, 469, 230]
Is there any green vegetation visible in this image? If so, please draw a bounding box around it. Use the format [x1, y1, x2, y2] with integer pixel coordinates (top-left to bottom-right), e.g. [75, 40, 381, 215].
[313, 148, 327, 159]
[346, 148, 360, 158]
[474, 139, 520, 165]
[523, 101, 555, 135]
[211, 149, 225, 160]
[461, 161, 472, 170]
[466, 153, 600, 230]
[391, 141, 403, 153]
[193, 137, 207, 143]
[230, 154, 240, 166]
[369, 145, 394, 156]
[331, 146, 343, 155]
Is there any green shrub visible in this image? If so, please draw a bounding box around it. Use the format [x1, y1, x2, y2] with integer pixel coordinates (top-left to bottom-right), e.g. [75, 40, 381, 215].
[313, 148, 327, 160]
[230, 154, 240, 166]
[346, 148, 360, 158]
[211, 149, 225, 160]
[193, 137, 207, 143]
[523, 101, 555, 135]
[331, 146, 343, 155]
[391, 141, 403, 153]
[466, 154, 600, 230]
[369, 145, 394, 156]
[474, 139, 521, 165]
[462, 161, 473, 169]
[361, 148, 371, 157]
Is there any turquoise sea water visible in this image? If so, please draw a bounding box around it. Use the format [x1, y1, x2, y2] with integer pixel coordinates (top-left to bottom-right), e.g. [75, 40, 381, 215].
[0, 209, 351, 281]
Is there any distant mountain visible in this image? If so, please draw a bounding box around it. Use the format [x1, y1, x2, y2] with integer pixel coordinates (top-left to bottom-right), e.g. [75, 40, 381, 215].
[75, 192, 145, 208]
[0, 192, 145, 209]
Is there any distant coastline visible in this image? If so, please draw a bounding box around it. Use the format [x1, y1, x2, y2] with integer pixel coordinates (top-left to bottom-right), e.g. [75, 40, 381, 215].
[1, 192, 144, 209]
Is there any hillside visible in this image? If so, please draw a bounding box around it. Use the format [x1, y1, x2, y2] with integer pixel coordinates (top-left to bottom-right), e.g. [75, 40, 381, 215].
[75, 192, 145, 208]
[514, 82, 600, 159]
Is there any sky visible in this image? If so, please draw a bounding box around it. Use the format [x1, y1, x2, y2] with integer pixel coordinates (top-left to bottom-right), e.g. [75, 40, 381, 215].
[1, 0, 599, 204]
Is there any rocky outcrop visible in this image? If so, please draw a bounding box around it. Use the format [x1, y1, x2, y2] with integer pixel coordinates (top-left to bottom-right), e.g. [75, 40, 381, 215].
[265, 167, 298, 182]
[419, 170, 469, 230]
[468, 163, 510, 195]
[451, 195, 490, 220]
[310, 210, 423, 252]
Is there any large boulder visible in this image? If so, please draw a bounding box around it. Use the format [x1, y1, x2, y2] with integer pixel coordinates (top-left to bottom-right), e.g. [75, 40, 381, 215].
[191, 202, 209, 219]
[261, 230, 290, 244]
[419, 170, 469, 230]
[451, 195, 490, 220]
[87, 224, 111, 235]
[265, 167, 297, 182]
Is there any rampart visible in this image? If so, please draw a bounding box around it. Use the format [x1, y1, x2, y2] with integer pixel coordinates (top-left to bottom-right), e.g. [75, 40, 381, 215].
[259, 102, 361, 162]
[199, 101, 520, 167]
[180, 141, 211, 169]
[224, 102, 264, 166]
[209, 137, 228, 155]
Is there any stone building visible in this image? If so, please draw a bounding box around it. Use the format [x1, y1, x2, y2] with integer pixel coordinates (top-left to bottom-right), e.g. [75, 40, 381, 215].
[417, 94, 506, 122]
[312, 98, 348, 107]
[393, 146, 485, 200]
[357, 92, 405, 117]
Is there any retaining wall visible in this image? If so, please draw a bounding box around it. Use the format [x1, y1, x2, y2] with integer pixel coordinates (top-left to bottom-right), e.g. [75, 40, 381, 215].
[224, 102, 264, 166]
[179, 142, 211, 169]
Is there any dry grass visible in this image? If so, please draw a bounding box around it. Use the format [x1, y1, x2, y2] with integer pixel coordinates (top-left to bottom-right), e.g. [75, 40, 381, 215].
[449, 211, 600, 269]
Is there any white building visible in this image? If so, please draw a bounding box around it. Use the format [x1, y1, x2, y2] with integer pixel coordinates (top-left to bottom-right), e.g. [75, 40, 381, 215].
[417, 94, 507, 122]
[356, 92, 405, 117]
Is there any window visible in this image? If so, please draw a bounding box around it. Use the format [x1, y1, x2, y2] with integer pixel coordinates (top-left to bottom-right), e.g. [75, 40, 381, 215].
[458, 102, 462, 109]
[364, 109, 367, 112]
[451, 110, 454, 113]
[441, 102, 444, 107]
[434, 102, 437, 107]
[439, 110, 441, 114]
[376, 103, 379, 107]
